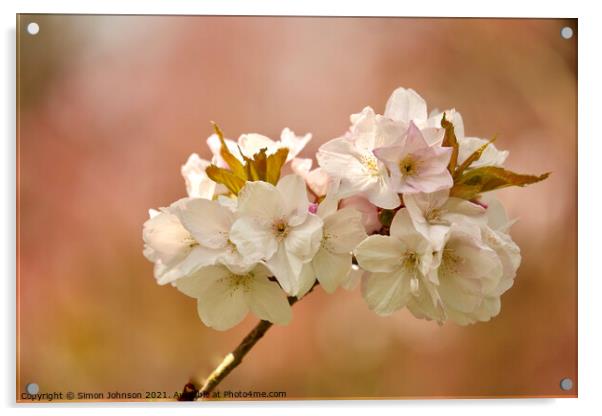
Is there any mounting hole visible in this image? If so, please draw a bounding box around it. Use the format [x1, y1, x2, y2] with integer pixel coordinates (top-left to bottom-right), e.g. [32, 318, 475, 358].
[26, 22, 40, 35]
[26, 383, 39, 395]
[560, 26, 573, 40]
[559, 377, 573, 391]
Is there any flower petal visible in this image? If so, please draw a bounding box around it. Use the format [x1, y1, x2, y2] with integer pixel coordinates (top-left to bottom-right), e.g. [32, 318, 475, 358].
[290, 157, 313, 177]
[266, 245, 305, 295]
[245, 275, 293, 325]
[276, 174, 310, 226]
[207, 134, 242, 167]
[296, 263, 317, 298]
[316, 137, 368, 190]
[354, 235, 404, 272]
[284, 213, 323, 260]
[142, 206, 192, 265]
[237, 181, 285, 221]
[175, 198, 233, 249]
[365, 174, 401, 209]
[313, 248, 352, 293]
[181, 153, 216, 199]
[238, 133, 277, 158]
[389, 208, 421, 242]
[280, 128, 312, 160]
[177, 267, 249, 331]
[229, 217, 278, 260]
[175, 265, 230, 298]
[339, 196, 382, 234]
[361, 270, 412, 315]
[322, 207, 367, 253]
[341, 264, 364, 291]
[157, 245, 222, 285]
[384, 88, 428, 123]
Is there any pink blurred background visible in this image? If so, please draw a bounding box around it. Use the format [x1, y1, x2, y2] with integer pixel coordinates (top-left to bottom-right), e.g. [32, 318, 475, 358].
[17, 15, 577, 400]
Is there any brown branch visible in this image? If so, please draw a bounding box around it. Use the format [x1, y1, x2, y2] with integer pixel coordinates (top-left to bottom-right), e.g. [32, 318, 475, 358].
[178, 282, 319, 401]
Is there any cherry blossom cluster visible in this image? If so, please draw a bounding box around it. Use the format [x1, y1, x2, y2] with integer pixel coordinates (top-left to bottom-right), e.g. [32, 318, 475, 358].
[143, 87, 547, 330]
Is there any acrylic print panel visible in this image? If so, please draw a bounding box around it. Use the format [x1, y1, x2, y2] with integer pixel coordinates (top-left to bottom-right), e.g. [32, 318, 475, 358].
[16, 15, 577, 402]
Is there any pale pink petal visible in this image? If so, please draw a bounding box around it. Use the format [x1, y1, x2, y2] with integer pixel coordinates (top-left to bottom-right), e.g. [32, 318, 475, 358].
[305, 168, 330, 197]
[290, 157, 313, 177]
[339, 196, 381, 234]
[280, 128, 312, 160]
[384, 87, 428, 123]
[365, 174, 401, 209]
[405, 171, 453, 194]
[321, 207, 367, 253]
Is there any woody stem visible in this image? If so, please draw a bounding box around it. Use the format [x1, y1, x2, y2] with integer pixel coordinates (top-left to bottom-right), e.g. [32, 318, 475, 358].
[178, 282, 318, 401]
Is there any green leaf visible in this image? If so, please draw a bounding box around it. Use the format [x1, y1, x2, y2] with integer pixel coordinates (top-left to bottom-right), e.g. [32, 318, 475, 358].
[265, 148, 289, 185]
[453, 137, 496, 179]
[211, 122, 247, 181]
[205, 165, 246, 195]
[451, 166, 550, 200]
[441, 113, 459, 173]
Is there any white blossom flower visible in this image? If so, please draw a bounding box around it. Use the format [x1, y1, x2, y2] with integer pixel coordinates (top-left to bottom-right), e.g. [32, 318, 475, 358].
[316, 107, 404, 209]
[408, 224, 503, 325]
[142, 199, 221, 285]
[403, 189, 486, 250]
[174, 198, 258, 274]
[408, 196, 521, 325]
[373, 121, 453, 194]
[229, 175, 323, 295]
[297, 202, 367, 295]
[176, 264, 292, 331]
[354, 208, 436, 315]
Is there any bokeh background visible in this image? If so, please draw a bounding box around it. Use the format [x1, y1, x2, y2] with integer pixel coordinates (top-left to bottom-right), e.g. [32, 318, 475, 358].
[17, 15, 577, 400]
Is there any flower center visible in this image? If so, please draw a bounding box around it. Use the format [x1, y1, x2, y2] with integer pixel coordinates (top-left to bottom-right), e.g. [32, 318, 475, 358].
[440, 248, 463, 276]
[402, 251, 418, 271]
[182, 234, 199, 248]
[272, 220, 289, 240]
[359, 153, 381, 176]
[425, 208, 449, 225]
[399, 155, 419, 177]
[226, 272, 254, 292]
[225, 239, 237, 253]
